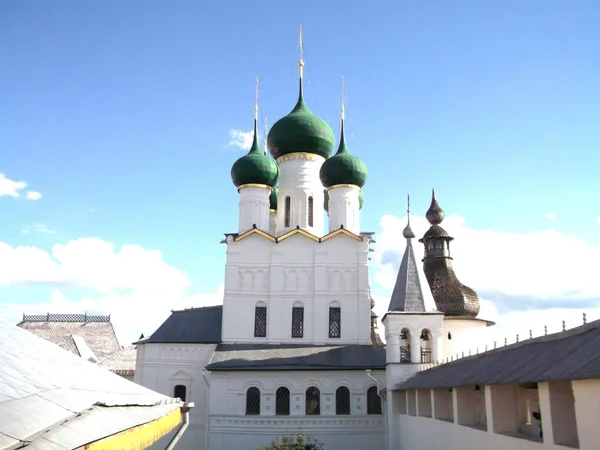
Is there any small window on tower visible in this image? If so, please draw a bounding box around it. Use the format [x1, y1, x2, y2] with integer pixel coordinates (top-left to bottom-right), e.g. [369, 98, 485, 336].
[308, 196, 314, 227]
[329, 307, 341, 338]
[254, 305, 267, 337]
[291, 307, 304, 338]
[285, 196, 291, 227]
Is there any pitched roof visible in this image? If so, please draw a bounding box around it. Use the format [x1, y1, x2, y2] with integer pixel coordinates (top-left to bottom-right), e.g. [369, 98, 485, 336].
[17, 314, 121, 360]
[97, 345, 137, 376]
[388, 239, 426, 312]
[0, 319, 183, 450]
[206, 343, 386, 371]
[137, 305, 222, 344]
[395, 318, 600, 391]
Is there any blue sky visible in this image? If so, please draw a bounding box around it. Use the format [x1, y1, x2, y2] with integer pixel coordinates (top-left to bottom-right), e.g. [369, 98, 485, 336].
[1, 1, 599, 344]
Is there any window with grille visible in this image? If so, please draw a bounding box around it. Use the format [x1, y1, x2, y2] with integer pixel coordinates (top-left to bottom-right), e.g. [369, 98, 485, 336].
[246, 387, 261, 415]
[336, 386, 350, 415]
[254, 306, 267, 337]
[291, 307, 304, 338]
[367, 386, 382, 414]
[305, 386, 320, 415]
[329, 307, 341, 338]
[308, 196, 314, 227]
[275, 387, 290, 415]
[173, 384, 186, 402]
[285, 196, 291, 227]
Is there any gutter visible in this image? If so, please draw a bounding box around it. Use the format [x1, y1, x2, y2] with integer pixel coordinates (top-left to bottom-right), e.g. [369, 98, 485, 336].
[165, 402, 195, 450]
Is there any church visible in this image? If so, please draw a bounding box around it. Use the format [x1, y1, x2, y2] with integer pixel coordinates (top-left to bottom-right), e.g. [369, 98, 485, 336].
[133, 30, 600, 450]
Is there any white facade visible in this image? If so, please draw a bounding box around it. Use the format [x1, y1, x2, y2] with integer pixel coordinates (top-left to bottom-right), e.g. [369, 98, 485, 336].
[220, 231, 372, 345]
[327, 185, 361, 234]
[442, 316, 492, 360]
[238, 185, 272, 234]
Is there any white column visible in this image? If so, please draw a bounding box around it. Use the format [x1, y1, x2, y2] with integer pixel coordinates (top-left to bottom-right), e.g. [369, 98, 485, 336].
[276, 154, 325, 236]
[410, 333, 421, 364]
[268, 210, 277, 235]
[433, 329, 443, 363]
[327, 185, 361, 234]
[386, 334, 400, 363]
[238, 185, 271, 234]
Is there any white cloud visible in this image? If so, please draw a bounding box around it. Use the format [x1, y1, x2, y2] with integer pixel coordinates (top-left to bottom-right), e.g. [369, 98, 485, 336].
[0, 238, 223, 344]
[26, 191, 42, 200]
[596, 217, 600, 225]
[21, 224, 56, 234]
[545, 213, 555, 220]
[228, 129, 263, 151]
[372, 213, 600, 349]
[0, 173, 41, 200]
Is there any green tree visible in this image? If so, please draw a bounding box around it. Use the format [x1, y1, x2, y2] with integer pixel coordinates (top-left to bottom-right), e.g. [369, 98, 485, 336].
[260, 434, 324, 450]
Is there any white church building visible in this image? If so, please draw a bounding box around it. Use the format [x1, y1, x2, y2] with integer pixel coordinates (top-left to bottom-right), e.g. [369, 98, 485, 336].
[134, 34, 600, 450]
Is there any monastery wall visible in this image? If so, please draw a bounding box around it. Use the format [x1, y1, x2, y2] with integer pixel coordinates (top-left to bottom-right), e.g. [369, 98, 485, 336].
[221, 232, 372, 345]
[134, 343, 216, 450]
[206, 369, 385, 450]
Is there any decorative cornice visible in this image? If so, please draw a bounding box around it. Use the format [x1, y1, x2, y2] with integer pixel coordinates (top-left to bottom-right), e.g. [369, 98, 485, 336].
[277, 227, 321, 242]
[269, 209, 277, 213]
[233, 226, 363, 244]
[321, 227, 363, 242]
[235, 228, 277, 242]
[237, 183, 273, 193]
[325, 184, 361, 192]
[276, 152, 326, 164]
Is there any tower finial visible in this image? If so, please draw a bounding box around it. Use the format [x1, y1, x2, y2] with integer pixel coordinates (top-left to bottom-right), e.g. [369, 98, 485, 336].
[341, 76, 346, 121]
[403, 194, 415, 239]
[426, 188, 445, 225]
[248, 76, 259, 153]
[254, 76, 259, 121]
[299, 22, 304, 78]
[263, 116, 268, 156]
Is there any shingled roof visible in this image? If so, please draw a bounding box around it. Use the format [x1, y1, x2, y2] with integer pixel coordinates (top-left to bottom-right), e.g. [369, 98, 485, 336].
[137, 305, 222, 344]
[206, 343, 386, 371]
[17, 313, 121, 360]
[388, 239, 426, 312]
[395, 318, 600, 390]
[0, 319, 185, 450]
[97, 345, 137, 377]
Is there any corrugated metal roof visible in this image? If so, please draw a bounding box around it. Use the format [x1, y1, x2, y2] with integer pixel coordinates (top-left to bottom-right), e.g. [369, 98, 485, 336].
[17, 320, 121, 359]
[394, 318, 600, 390]
[0, 319, 182, 450]
[206, 343, 386, 371]
[137, 306, 222, 344]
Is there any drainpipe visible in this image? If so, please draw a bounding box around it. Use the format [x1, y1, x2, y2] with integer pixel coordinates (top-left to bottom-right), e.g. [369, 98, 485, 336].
[165, 401, 195, 450]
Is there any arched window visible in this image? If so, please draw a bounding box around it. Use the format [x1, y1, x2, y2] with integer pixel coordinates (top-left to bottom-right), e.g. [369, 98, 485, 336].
[276, 387, 290, 415]
[329, 306, 341, 338]
[284, 196, 291, 227]
[420, 329, 432, 363]
[400, 328, 411, 363]
[246, 387, 261, 415]
[335, 386, 350, 415]
[254, 304, 267, 337]
[308, 196, 314, 227]
[291, 306, 304, 338]
[367, 386, 382, 415]
[173, 384, 186, 402]
[306, 386, 320, 415]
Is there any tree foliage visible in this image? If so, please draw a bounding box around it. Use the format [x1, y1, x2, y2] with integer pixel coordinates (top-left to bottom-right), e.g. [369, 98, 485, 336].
[260, 434, 324, 450]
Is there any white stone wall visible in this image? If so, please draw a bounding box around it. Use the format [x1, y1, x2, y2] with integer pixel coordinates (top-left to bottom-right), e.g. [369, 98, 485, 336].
[442, 317, 492, 360]
[238, 185, 271, 234]
[134, 343, 216, 450]
[206, 370, 385, 450]
[221, 232, 372, 345]
[327, 185, 361, 234]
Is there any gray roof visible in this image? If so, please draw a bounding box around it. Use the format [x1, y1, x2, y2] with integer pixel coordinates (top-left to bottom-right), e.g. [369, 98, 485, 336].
[97, 345, 137, 376]
[206, 343, 386, 371]
[137, 305, 222, 344]
[395, 318, 600, 391]
[0, 319, 182, 450]
[17, 314, 121, 360]
[387, 239, 426, 312]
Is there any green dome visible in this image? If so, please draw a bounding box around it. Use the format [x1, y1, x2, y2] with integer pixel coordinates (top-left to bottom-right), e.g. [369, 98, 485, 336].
[324, 188, 364, 213]
[319, 120, 368, 188]
[267, 79, 335, 160]
[231, 120, 279, 188]
[269, 186, 278, 210]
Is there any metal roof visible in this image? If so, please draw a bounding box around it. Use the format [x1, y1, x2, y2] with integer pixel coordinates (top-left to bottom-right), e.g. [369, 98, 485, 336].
[136, 306, 222, 344]
[96, 345, 137, 376]
[0, 319, 182, 450]
[387, 239, 426, 312]
[394, 318, 600, 391]
[206, 343, 386, 371]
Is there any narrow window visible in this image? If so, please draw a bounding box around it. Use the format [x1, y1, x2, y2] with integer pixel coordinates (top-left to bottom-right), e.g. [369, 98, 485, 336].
[308, 196, 314, 227]
[306, 386, 320, 415]
[254, 305, 267, 337]
[246, 387, 261, 415]
[329, 307, 341, 338]
[284, 196, 291, 227]
[173, 384, 186, 402]
[367, 386, 382, 414]
[291, 306, 304, 338]
[276, 387, 290, 415]
[336, 386, 351, 415]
